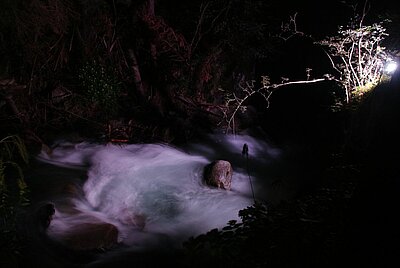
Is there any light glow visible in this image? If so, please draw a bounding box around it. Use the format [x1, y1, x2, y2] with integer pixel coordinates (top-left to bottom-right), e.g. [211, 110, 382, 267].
[385, 61, 398, 74]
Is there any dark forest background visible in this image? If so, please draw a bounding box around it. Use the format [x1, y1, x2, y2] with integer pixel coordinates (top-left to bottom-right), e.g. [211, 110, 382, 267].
[0, 0, 398, 146]
[1, 0, 400, 267]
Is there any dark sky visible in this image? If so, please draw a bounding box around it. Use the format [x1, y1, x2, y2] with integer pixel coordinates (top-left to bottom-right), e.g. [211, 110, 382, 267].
[276, 0, 399, 38]
[258, 0, 399, 79]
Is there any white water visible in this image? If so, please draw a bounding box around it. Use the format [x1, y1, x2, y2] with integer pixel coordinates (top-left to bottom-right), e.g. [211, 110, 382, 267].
[36, 134, 281, 250]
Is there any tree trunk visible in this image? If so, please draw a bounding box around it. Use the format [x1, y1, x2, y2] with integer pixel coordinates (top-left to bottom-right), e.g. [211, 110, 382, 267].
[127, 48, 146, 99]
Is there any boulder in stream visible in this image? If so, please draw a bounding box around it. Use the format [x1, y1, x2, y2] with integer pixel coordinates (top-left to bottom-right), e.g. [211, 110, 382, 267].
[204, 160, 233, 190]
[59, 222, 119, 251]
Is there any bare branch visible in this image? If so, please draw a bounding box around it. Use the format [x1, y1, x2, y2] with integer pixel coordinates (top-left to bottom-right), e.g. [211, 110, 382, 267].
[278, 13, 305, 41]
[222, 77, 328, 134]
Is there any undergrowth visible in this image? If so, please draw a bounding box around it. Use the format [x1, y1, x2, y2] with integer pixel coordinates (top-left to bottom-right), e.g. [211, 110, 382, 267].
[181, 156, 359, 267]
[0, 135, 30, 267]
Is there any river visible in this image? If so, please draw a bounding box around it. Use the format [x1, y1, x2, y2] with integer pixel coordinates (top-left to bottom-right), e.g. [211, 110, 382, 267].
[23, 133, 286, 267]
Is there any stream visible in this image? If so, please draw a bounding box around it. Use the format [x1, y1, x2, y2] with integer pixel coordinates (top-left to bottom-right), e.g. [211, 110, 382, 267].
[24, 133, 285, 266]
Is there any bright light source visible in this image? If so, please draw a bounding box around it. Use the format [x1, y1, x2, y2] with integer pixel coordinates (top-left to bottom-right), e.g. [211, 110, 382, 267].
[385, 61, 398, 74]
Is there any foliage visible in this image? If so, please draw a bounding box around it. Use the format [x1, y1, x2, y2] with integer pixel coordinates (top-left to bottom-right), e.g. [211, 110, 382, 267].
[1, 0, 285, 138]
[0, 135, 29, 206]
[0, 135, 30, 266]
[78, 61, 122, 117]
[141, 0, 281, 101]
[182, 161, 358, 267]
[219, 9, 396, 134]
[317, 17, 392, 102]
[182, 202, 269, 267]
[2, 0, 396, 144]
[15, 0, 79, 84]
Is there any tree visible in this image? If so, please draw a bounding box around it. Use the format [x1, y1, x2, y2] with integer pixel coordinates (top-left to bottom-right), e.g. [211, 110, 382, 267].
[317, 12, 393, 102]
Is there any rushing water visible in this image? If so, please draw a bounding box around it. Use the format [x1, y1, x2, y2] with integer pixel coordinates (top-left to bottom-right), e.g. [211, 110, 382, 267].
[34, 133, 281, 251]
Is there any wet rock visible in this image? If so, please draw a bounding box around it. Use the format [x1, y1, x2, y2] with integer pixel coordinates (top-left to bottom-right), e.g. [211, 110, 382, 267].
[204, 160, 233, 190]
[120, 211, 147, 230]
[63, 183, 84, 197]
[37, 203, 55, 230]
[60, 222, 119, 251]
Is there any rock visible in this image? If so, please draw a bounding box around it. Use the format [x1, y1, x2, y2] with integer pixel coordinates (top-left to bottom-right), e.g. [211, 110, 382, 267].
[60, 222, 119, 251]
[63, 183, 84, 197]
[36, 203, 55, 230]
[119, 210, 147, 230]
[204, 160, 233, 190]
[41, 143, 53, 155]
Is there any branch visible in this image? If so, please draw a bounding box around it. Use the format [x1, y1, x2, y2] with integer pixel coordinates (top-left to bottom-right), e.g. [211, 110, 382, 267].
[189, 2, 228, 58]
[223, 77, 330, 134]
[189, 2, 210, 57]
[322, 49, 342, 76]
[348, 42, 362, 88]
[278, 13, 305, 41]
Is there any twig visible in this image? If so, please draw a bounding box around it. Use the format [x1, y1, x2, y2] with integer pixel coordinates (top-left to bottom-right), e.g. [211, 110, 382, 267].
[242, 143, 256, 203]
[224, 77, 328, 134]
